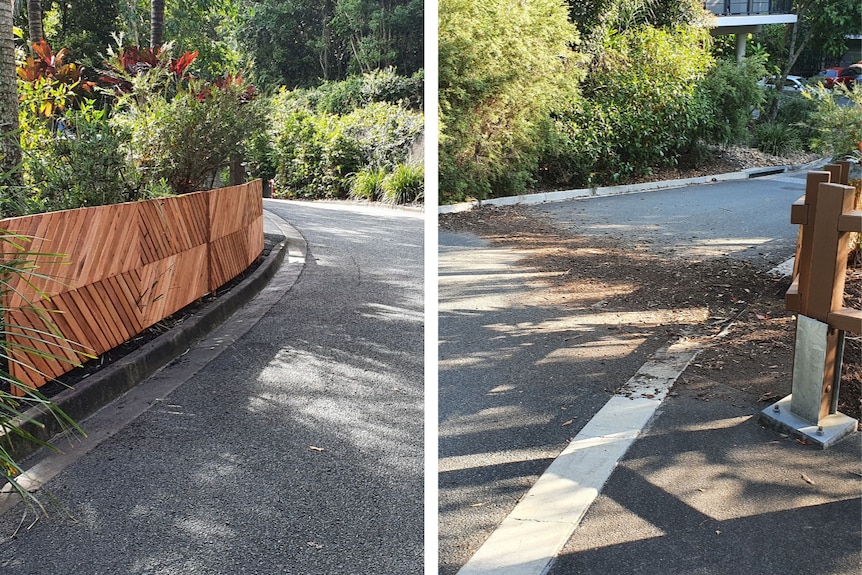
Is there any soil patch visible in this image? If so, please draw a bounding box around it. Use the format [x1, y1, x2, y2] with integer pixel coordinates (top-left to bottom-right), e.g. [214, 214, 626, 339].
[440, 204, 861, 421]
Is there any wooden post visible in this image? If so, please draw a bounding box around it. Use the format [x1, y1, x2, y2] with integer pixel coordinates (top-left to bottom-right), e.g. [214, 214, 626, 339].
[801, 182, 856, 422]
[787, 171, 831, 312]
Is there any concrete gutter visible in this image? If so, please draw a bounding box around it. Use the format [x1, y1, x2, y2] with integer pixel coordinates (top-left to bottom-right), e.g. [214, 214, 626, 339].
[4, 209, 303, 464]
[438, 157, 831, 214]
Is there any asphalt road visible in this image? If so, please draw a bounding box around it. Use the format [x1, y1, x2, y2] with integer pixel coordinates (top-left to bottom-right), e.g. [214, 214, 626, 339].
[0, 200, 424, 574]
[531, 172, 810, 264]
[438, 172, 852, 574]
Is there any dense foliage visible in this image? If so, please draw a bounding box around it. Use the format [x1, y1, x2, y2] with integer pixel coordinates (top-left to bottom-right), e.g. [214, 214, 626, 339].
[238, 0, 423, 90]
[262, 71, 423, 201]
[541, 24, 713, 188]
[439, 0, 859, 203]
[439, 0, 582, 203]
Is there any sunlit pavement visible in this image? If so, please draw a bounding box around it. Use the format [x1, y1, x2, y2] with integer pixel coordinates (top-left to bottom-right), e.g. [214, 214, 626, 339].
[439, 173, 861, 575]
[0, 200, 424, 575]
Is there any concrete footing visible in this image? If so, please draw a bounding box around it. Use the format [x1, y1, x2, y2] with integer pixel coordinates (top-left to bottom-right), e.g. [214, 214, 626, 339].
[759, 395, 859, 448]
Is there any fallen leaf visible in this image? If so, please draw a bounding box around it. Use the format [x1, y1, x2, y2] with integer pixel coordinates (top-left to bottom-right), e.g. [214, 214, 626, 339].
[754, 313, 769, 320]
[561, 419, 574, 427]
[309, 446, 325, 452]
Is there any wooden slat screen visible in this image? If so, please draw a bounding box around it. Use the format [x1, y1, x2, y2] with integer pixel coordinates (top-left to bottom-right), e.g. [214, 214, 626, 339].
[1, 181, 264, 391]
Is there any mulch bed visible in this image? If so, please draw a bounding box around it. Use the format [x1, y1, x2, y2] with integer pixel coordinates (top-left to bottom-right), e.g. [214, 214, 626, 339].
[440, 204, 861, 421]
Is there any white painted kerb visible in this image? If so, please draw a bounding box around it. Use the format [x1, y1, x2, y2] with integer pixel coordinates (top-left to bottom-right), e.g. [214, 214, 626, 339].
[457, 339, 700, 575]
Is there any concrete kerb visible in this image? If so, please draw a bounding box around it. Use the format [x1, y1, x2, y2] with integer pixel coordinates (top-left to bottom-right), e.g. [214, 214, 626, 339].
[4, 208, 305, 464]
[437, 157, 831, 214]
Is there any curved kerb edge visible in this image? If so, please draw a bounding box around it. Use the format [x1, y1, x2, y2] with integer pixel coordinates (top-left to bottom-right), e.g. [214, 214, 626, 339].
[4, 209, 298, 463]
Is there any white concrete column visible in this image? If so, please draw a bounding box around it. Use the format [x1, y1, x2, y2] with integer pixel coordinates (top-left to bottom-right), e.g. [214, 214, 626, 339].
[735, 32, 746, 62]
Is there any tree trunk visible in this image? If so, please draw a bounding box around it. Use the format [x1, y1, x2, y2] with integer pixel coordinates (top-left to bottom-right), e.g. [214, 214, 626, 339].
[27, 0, 43, 44]
[0, 0, 25, 215]
[151, 0, 165, 49]
[767, 6, 812, 123]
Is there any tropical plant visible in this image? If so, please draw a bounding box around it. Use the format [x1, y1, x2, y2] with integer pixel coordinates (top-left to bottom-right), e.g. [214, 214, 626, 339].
[1, 231, 87, 512]
[16, 39, 96, 119]
[99, 40, 198, 98]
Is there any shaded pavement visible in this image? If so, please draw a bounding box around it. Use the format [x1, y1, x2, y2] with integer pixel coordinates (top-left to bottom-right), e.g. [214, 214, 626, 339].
[439, 172, 861, 575]
[0, 200, 424, 574]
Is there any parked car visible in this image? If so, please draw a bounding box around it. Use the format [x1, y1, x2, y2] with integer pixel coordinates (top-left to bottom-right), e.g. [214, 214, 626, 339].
[758, 74, 808, 93]
[815, 66, 862, 89]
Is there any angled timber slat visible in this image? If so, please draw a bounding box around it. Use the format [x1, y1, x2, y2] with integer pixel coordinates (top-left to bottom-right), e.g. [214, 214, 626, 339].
[1, 180, 264, 392]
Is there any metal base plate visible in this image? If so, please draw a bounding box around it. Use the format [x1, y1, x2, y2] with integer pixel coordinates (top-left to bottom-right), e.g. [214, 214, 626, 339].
[759, 395, 859, 448]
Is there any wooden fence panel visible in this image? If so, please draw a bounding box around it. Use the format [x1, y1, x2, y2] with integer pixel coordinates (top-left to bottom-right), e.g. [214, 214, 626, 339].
[138, 192, 210, 264]
[2, 181, 264, 392]
[1, 203, 143, 308]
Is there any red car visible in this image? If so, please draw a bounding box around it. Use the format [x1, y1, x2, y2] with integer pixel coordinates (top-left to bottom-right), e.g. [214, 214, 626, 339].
[818, 65, 862, 89]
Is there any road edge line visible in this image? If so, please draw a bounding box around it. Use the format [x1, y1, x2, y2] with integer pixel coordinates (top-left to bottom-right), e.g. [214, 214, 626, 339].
[456, 338, 701, 575]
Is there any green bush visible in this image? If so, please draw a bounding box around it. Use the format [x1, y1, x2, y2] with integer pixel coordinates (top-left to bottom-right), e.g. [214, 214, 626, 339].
[439, 0, 582, 202]
[696, 56, 767, 145]
[804, 84, 862, 160]
[269, 90, 422, 200]
[350, 167, 387, 201]
[19, 102, 156, 213]
[540, 25, 713, 188]
[305, 68, 424, 115]
[752, 122, 802, 156]
[269, 100, 364, 199]
[343, 102, 424, 170]
[112, 77, 264, 194]
[381, 163, 423, 205]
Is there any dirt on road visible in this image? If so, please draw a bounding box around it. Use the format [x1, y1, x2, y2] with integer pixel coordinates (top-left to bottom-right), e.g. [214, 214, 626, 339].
[439, 204, 861, 422]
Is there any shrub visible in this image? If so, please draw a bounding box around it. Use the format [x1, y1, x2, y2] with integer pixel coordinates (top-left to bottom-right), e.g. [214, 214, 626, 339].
[540, 24, 713, 188]
[112, 76, 264, 194]
[342, 102, 424, 170]
[350, 167, 387, 201]
[269, 90, 422, 200]
[752, 122, 802, 156]
[20, 103, 152, 212]
[380, 163, 423, 205]
[696, 56, 767, 145]
[269, 100, 364, 199]
[439, 0, 582, 202]
[804, 84, 862, 161]
[310, 68, 424, 114]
